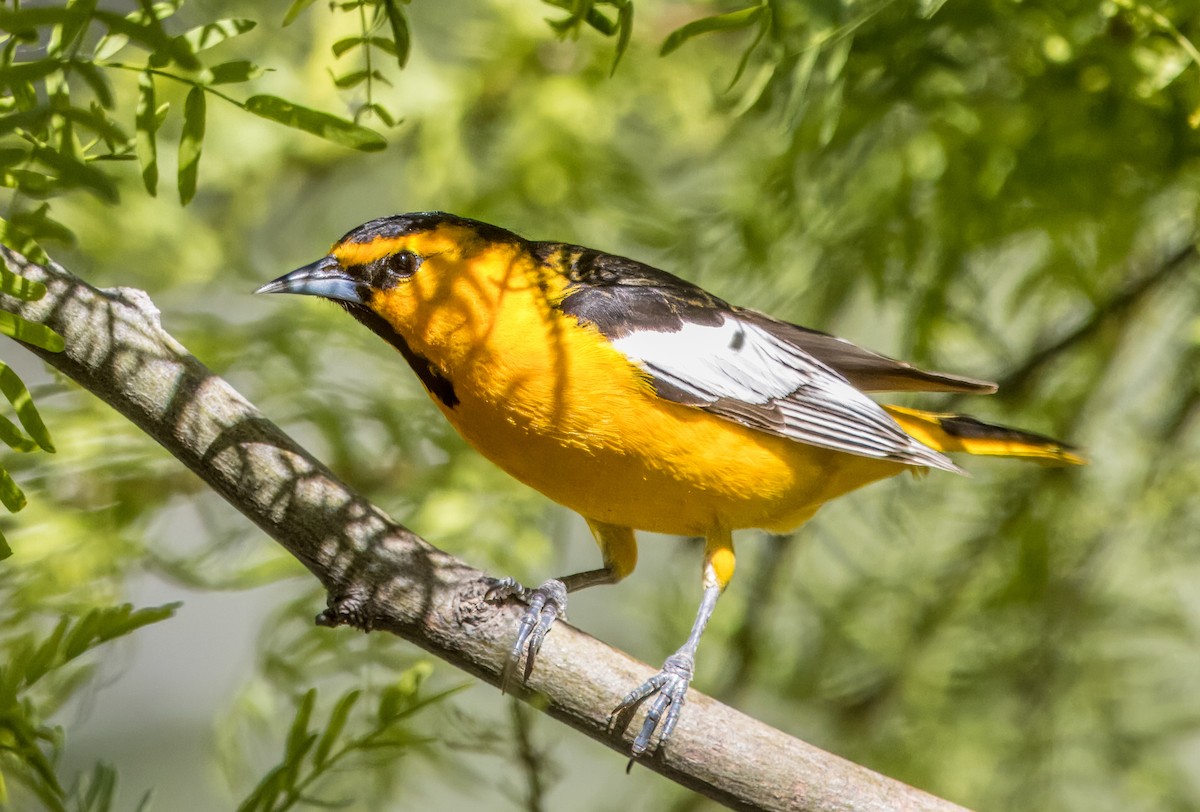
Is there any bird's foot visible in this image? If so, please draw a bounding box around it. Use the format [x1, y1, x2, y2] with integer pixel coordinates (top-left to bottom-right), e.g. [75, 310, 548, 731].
[484, 577, 568, 691]
[608, 651, 695, 757]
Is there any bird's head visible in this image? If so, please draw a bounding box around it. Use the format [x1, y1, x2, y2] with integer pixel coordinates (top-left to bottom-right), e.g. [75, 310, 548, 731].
[256, 212, 528, 333]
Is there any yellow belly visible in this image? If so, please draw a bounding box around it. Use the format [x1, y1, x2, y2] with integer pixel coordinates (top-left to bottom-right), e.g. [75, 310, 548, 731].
[432, 328, 906, 536]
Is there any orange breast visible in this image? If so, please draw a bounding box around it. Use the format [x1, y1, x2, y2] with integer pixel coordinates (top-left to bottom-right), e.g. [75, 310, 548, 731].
[372, 245, 905, 535]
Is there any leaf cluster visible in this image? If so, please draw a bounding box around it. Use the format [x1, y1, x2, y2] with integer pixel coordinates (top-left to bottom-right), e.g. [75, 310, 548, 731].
[237, 664, 465, 812]
[0, 2, 388, 223]
[0, 263, 59, 560]
[284, 0, 412, 126]
[0, 604, 177, 811]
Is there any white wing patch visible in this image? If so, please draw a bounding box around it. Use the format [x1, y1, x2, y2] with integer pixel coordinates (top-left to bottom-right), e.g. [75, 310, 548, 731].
[612, 318, 809, 402]
[610, 315, 960, 472]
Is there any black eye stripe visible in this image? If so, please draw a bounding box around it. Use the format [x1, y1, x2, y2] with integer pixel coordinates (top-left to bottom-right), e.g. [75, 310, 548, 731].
[348, 250, 424, 289]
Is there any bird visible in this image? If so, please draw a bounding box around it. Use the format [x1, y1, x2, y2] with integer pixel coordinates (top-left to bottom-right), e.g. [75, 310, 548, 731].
[256, 211, 1084, 758]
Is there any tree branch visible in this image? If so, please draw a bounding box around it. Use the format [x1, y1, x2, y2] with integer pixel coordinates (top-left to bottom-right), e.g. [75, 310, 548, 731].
[0, 247, 970, 812]
[996, 242, 1198, 396]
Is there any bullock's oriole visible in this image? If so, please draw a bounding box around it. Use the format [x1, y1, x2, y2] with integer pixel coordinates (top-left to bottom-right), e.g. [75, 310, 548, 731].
[257, 212, 1084, 757]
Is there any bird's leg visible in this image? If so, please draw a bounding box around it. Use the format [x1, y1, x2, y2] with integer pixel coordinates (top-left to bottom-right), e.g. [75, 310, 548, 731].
[486, 520, 638, 690]
[609, 528, 734, 757]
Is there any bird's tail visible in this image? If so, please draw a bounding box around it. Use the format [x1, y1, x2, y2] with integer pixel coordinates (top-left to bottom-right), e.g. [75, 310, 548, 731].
[883, 405, 1086, 466]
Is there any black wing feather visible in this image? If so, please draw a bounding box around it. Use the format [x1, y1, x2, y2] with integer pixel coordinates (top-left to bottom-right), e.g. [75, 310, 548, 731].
[543, 242, 968, 471]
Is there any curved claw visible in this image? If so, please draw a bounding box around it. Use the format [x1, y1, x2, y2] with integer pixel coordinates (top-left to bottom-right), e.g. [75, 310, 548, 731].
[486, 577, 568, 692]
[608, 652, 695, 757]
[484, 576, 526, 604]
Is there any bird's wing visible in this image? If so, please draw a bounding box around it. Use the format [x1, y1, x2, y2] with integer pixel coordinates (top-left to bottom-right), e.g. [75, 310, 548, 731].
[546, 245, 959, 471]
[607, 309, 960, 471]
[735, 309, 997, 395]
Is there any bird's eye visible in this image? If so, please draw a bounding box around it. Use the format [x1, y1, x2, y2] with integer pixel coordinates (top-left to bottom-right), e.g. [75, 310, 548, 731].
[391, 250, 422, 279]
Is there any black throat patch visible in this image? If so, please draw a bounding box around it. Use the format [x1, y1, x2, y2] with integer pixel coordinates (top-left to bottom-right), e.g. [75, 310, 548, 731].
[338, 302, 459, 408]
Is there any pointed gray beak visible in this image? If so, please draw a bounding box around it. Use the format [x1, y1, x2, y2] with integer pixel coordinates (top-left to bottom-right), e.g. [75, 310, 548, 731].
[255, 256, 365, 304]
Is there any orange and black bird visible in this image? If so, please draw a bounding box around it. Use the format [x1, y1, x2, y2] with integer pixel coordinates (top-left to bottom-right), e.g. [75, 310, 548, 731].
[257, 212, 1083, 756]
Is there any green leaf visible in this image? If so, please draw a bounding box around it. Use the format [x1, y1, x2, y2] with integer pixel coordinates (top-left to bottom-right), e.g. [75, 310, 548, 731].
[0, 216, 49, 265]
[100, 602, 178, 643]
[0, 148, 28, 168]
[9, 78, 38, 114]
[71, 103, 128, 144]
[360, 102, 396, 127]
[282, 0, 320, 27]
[918, 0, 951, 18]
[366, 36, 399, 57]
[183, 18, 256, 52]
[92, 3, 179, 61]
[0, 59, 60, 88]
[0, 466, 26, 513]
[0, 528, 11, 561]
[60, 603, 179, 664]
[0, 265, 47, 302]
[93, 31, 129, 61]
[610, 0, 633, 75]
[386, 680, 466, 723]
[24, 617, 70, 686]
[0, 414, 37, 452]
[139, 0, 200, 71]
[55, 0, 97, 58]
[0, 108, 53, 136]
[660, 4, 767, 57]
[209, 60, 262, 85]
[11, 203, 74, 247]
[382, 0, 411, 69]
[334, 34, 399, 60]
[77, 763, 116, 812]
[237, 764, 286, 812]
[0, 361, 55, 451]
[314, 689, 360, 767]
[377, 683, 403, 724]
[177, 85, 205, 205]
[726, 6, 771, 90]
[287, 688, 317, 754]
[377, 661, 433, 722]
[333, 69, 370, 89]
[70, 60, 115, 109]
[244, 95, 387, 152]
[0, 169, 53, 198]
[136, 71, 158, 195]
[8, 718, 65, 800]
[91, 8, 199, 71]
[283, 689, 318, 782]
[31, 146, 118, 202]
[0, 4, 90, 66]
[62, 610, 101, 661]
[0, 312, 65, 352]
[543, 0, 615, 36]
[0, 6, 102, 31]
[332, 37, 364, 59]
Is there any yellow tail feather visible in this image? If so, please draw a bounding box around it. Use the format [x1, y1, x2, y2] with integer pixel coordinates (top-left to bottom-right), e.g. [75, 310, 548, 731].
[884, 405, 1086, 466]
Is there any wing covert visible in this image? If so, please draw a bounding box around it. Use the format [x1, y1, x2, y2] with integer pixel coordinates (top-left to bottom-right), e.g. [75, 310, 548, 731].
[608, 313, 961, 472]
[731, 309, 997, 394]
[543, 243, 963, 471]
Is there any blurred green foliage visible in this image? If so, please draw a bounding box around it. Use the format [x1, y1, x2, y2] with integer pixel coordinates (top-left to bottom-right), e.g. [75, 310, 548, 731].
[0, 602, 176, 809]
[2, 0, 1200, 810]
[235, 665, 466, 812]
